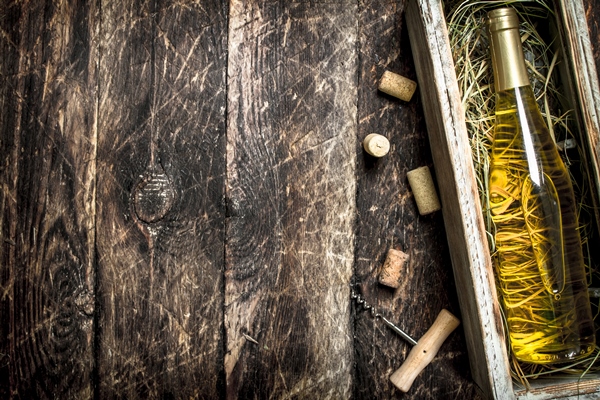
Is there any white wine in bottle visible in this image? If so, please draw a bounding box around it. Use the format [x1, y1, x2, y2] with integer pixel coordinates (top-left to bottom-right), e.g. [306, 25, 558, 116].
[487, 7, 595, 364]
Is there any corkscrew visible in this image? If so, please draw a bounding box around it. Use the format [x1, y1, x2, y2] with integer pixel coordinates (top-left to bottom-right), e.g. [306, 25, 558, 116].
[351, 290, 417, 346]
[351, 287, 460, 392]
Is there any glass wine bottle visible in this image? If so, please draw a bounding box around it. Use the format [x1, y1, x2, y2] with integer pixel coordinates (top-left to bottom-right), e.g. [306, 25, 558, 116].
[487, 7, 595, 364]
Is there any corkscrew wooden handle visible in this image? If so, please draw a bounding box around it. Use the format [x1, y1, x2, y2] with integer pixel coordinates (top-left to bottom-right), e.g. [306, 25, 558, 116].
[389, 309, 460, 392]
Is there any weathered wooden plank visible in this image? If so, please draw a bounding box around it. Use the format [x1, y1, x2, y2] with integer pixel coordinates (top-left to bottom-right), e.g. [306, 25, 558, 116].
[95, 0, 227, 397]
[546, 0, 598, 263]
[224, 1, 357, 397]
[353, 1, 480, 398]
[557, 0, 600, 209]
[0, 1, 98, 398]
[584, 0, 600, 82]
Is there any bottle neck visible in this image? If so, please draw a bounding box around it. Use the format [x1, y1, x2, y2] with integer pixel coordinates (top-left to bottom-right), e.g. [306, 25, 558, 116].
[488, 8, 530, 92]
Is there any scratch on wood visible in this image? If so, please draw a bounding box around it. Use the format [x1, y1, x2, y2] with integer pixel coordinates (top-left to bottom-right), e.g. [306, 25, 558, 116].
[242, 333, 259, 344]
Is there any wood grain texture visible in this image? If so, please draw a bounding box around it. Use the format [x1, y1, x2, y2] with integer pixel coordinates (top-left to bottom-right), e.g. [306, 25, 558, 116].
[4, 0, 600, 398]
[556, 0, 600, 210]
[225, 1, 357, 398]
[515, 377, 600, 400]
[95, 0, 227, 397]
[354, 1, 480, 398]
[584, 0, 600, 85]
[0, 1, 98, 398]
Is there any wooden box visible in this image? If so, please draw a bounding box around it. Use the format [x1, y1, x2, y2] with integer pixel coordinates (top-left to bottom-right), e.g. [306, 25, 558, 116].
[405, 0, 600, 398]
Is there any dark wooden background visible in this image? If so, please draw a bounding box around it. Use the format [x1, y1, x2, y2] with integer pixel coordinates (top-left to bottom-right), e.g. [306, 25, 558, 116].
[1, 1, 599, 399]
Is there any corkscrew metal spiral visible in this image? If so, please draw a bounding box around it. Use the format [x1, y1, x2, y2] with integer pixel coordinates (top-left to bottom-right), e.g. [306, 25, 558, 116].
[351, 290, 417, 346]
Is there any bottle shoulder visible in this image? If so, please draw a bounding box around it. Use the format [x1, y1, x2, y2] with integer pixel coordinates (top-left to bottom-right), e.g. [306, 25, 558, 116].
[491, 85, 565, 178]
[494, 86, 548, 131]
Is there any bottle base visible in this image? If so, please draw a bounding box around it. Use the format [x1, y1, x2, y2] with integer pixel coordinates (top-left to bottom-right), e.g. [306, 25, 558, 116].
[513, 343, 595, 365]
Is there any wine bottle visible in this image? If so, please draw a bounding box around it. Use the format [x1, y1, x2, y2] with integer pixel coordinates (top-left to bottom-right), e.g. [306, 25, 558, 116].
[487, 7, 595, 364]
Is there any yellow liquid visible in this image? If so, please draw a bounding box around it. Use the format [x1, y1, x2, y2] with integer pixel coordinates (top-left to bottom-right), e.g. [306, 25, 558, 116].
[489, 86, 595, 364]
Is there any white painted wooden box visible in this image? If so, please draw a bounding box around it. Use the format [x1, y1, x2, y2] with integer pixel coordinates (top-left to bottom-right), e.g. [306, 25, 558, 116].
[405, 0, 600, 398]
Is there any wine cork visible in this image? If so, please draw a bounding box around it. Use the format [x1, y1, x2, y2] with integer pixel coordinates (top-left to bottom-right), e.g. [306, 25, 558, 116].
[407, 166, 441, 215]
[378, 70, 417, 102]
[378, 248, 409, 289]
[363, 134, 390, 157]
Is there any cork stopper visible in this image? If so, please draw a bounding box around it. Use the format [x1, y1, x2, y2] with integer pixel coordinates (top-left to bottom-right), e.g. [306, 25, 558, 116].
[378, 248, 409, 288]
[378, 70, 417, 102]
[363, 134, 390, 157]
[407, 166, 441, 215]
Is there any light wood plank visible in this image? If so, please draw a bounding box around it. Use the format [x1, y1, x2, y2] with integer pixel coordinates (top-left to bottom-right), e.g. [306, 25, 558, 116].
[225, 1, 357, 397]
[557, 0, 600, 215]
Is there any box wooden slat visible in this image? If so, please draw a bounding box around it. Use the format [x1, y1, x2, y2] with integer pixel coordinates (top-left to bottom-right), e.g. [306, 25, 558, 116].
[405, 0, 600, 399]
[557, 1, 600, 207]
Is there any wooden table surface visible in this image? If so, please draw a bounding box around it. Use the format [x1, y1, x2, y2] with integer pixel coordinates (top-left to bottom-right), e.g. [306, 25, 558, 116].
[1, 1, 599, 399]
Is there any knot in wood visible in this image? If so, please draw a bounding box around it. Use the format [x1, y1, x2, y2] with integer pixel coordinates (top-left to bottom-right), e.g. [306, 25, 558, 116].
[133, 164, 175, 223]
